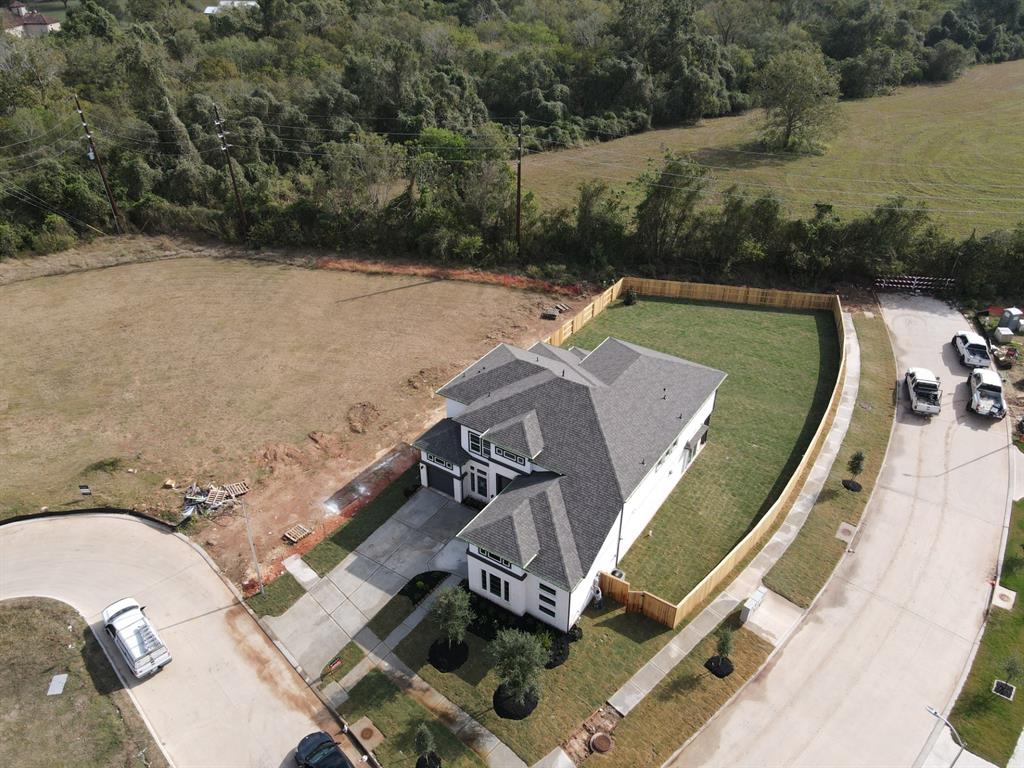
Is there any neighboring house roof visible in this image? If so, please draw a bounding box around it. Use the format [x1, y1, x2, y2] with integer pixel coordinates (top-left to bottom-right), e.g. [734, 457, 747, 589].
[439, 337, 726, 590]
[21, 12, 58, 25]
[415, 418, 470, 466]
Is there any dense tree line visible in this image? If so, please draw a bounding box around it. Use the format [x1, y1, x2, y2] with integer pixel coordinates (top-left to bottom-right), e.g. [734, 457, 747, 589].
[1, 0, 1022, 299]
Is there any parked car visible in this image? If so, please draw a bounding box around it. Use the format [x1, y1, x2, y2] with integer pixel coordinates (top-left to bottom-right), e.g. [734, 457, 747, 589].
[295, 732, 353, 768]
[952, 331, 992, 368]
[967, 369, 1007, 419]
[905, 368, 942, 415]
[101, 598, 172, 678]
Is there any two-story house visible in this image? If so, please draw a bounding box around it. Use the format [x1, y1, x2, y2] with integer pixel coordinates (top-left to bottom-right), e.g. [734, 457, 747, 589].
[414, 337, 726, 632]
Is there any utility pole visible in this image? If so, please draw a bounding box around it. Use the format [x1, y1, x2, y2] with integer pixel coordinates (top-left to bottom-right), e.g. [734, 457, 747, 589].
[515, 116, 523, 258]
[74, 94, 123, 235]
[214, 105, 248, 239]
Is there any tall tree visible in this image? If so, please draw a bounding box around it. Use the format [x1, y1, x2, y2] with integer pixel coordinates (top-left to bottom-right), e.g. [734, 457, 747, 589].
[489, 629, 547, 706]
[757, 48, 840, 151]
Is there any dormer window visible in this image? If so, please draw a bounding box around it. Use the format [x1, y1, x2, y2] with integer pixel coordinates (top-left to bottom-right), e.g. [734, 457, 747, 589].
[468, 431, 491, 457]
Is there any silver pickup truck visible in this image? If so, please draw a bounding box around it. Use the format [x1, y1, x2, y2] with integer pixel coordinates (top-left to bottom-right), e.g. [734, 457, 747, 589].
[905, 367, 941, 416]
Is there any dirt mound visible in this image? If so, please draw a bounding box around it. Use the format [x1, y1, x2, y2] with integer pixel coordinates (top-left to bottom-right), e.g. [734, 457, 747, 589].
[346, 402, 381, 434]
[256, 443, 308, 473]
[308, 431, 346, 458]
[405, 366, 455, 392]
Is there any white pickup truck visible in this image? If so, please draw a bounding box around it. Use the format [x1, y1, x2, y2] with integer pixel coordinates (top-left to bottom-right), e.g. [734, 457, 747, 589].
[905, 368, 942, 415]
[968, 369, 1007, 419]
[102, 598, 172, 678]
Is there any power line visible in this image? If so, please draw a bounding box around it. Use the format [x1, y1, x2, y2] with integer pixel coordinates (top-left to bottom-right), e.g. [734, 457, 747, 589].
[0, 179, 106, 235]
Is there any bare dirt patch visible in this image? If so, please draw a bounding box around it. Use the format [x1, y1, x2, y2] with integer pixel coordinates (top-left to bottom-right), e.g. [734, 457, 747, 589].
[0, 241, 579, 582]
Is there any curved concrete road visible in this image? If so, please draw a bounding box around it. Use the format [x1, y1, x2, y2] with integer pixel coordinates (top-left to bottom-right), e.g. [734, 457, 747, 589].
[671, 295, 1012, 767]
[0, 515, 340, 768]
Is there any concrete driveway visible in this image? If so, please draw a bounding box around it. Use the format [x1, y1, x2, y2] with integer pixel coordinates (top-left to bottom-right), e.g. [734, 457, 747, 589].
[671, 295, 1013, 767]
[265, 489, 476, 679]
[0, 515, 341, 768]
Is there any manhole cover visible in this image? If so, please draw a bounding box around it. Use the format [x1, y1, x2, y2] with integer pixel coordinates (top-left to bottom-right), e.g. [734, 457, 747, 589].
[360, 728, 375, 740]
[589, 733, 613, 753]
[999, 593, 1011, 603]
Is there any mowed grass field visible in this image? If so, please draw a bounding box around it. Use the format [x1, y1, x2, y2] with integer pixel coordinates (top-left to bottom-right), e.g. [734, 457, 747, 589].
[525, 60, 1024, 235]
[567, 298, 840, 601]
[0, 257, 550, 518]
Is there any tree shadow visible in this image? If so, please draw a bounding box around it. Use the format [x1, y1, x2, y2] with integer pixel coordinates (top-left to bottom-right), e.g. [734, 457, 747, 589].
[691, 142, 810, 173]
[657, 671, 702, 701]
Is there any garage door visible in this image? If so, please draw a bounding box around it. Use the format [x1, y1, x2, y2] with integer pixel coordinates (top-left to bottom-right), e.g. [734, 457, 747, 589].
[425, 463, 457, 495]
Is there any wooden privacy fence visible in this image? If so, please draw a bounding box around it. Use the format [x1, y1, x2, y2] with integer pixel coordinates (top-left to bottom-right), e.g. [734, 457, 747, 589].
[586, 277, 847, 629]
[540, 279, 625, 347]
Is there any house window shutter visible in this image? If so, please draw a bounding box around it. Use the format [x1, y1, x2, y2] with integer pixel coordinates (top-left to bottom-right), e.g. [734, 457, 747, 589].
[481, 569, 487, 590]
[503, 580, 509, 601]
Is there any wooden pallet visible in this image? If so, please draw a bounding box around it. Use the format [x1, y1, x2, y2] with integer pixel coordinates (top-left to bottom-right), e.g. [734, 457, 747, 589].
[224, 481, 250, 498]
[283, 523, 312, 544]
[204, 487, 228, 506]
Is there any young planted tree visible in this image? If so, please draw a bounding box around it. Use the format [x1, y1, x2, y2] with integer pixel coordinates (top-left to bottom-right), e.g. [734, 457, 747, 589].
[848, 450, 865, 481]
[414, 723, 439, 768]
[757, 48, 840, 151]
[427, 587, 474, 672]
[489, 628, 548, 718]
[706, 627, 735, 677]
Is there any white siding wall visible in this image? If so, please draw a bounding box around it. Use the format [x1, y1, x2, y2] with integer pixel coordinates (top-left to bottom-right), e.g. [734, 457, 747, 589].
[617, 392, 716, 556]
[468, 548, 528, 617]
[459, 425, 532, 503]
[446, 399, 466, 418]
[568, 511, 624, 627]
[524, 574, 571, 631]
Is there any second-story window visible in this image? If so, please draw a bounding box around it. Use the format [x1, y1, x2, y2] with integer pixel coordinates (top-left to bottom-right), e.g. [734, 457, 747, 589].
[468, 431, 491, 457]
[493, 446, 526, 466]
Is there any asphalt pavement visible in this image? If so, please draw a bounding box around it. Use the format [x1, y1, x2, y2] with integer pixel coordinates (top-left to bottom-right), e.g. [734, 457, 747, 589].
[669, 295, 1013, 767]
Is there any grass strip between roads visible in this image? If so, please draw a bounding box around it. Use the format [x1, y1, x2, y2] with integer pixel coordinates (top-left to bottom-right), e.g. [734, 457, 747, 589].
[339, 670, 485, 768]
[0, 598, 168, 768]
[764, 313, 896, 606]
[246, 571, 305, 617]
[595, 615, 773, 768]
[951, 498, 1024, 766]
[304, 466, 421, 577]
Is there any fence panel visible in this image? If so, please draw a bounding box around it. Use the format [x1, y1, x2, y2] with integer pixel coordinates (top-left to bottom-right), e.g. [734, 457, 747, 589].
[595, 286, 846, 629]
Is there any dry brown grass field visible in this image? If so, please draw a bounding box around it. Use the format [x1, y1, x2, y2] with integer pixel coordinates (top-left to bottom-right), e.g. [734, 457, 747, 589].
[524, 60, 1024, 235]
[0, 242, 569, 581]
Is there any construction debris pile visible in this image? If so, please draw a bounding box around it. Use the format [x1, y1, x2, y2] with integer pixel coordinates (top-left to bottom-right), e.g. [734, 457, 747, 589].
[181, 481, 250, 517]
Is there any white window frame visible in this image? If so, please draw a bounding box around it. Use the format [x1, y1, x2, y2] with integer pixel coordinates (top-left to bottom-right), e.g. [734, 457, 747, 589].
[425, 453, 454, 471]
[493, 445, 526, 466]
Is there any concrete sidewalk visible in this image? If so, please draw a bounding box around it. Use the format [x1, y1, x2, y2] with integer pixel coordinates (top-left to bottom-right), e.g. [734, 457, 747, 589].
[607, 311, 860, 717]
[265, 489, 476, 679]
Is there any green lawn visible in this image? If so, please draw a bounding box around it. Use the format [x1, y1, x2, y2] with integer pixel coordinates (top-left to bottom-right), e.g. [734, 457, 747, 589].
[0, 598, 168, 768]
[764, 313, 896, 606]
[339, 670, 485, 768]
[320, 642, 365, 686]
[246, 571, 304, 617]
[950, 498, 1024, 766]
[595, 616, 773, 768]
[567, 298, 840, 602]
[304, 466, 420, 576]
[394, 604, 673, 764]
[525, 60, 1024, 236]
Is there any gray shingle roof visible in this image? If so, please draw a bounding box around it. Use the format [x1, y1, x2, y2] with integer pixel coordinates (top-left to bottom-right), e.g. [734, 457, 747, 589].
[413, 419, 470, 466]
[448, 337, 726, 590]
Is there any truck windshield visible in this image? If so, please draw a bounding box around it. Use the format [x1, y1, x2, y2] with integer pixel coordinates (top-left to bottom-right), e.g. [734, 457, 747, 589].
[979, 385, 1002, 396]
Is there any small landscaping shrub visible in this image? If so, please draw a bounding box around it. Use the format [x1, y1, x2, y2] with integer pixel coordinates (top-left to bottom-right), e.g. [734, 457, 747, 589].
[414, 722, 441, 768]
[624, 287, 639, 305]
[705, 628, 735, 678]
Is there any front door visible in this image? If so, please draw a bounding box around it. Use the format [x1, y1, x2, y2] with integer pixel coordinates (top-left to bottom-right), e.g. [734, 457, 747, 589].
[470, 467, 488, 498]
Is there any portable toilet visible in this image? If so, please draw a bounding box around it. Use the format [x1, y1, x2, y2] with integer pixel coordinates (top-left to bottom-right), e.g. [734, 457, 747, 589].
[998, 307, 1022, 332]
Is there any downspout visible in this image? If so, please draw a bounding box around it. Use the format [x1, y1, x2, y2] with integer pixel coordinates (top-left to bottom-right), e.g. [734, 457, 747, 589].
[615, 505, 624, 565]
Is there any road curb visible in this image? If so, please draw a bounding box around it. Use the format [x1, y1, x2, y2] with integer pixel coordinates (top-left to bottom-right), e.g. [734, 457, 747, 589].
[0, 506, 177, 530]
[169, 526, 381, 767]
[662, 307, 888, 766]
